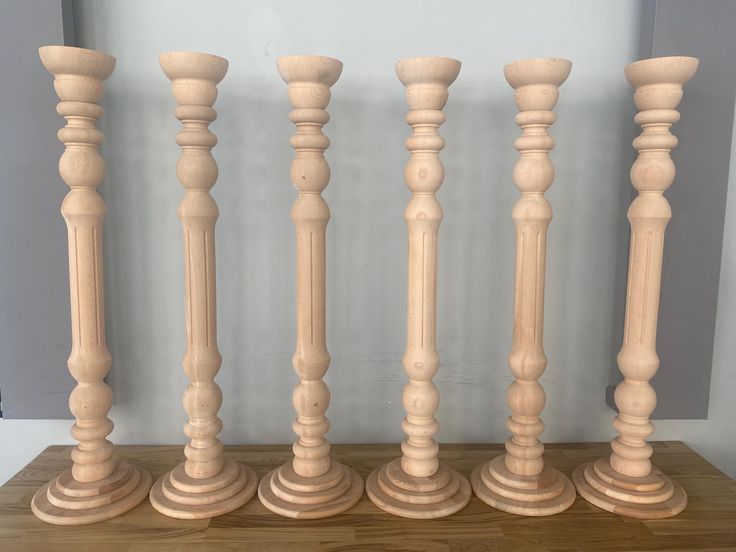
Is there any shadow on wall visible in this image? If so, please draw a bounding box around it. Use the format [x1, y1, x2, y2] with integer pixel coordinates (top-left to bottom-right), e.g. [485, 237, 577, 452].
[98, 65, 633, 446]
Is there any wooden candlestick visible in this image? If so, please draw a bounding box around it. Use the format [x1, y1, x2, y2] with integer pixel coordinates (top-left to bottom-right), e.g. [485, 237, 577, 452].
[365, 57, 471, 519]
[32, 46, 152, 525]
[573, 56, 698, 519]
[470, 58, 575, 517]
[258, 55, 364, 519]
[150, 52, 257, 519]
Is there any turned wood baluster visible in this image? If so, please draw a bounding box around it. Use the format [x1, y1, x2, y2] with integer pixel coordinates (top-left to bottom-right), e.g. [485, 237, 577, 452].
[611, 62, 695, 479]
[175, 64, 225, 480]
[503, 59, 570, 479]
[287, 63, 335, 480]
[399, 76, 448, 480]
[366, 57, 471, 520]
[258, 55, 363, 519]
[151, 52, 257, 519]
[573, 55, 698, 520]
[470, 58, 575, 517]
[33, 45, 152, 526]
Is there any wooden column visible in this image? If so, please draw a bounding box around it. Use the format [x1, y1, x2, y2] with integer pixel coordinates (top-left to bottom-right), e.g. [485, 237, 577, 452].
[573, 56, 698, 519]
[470, 58, 575, 516]
[258, 55, 364, 519]
[365, 56, 471, 519]
[32, 46, 152, 525]
[150, 51, 257, 519]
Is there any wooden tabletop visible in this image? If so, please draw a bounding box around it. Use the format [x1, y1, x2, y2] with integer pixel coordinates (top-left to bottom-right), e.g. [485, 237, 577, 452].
[0, 442, 734, 551]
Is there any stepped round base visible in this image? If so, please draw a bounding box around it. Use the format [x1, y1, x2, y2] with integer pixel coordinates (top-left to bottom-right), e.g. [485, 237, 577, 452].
[150, 459, 257, 519]
[258, 459, 364, 519]
[366, 458, 471, 519]
[470, 455, 574, 516]
[573, 458, 687, 519]
[31, 461, 152, 525]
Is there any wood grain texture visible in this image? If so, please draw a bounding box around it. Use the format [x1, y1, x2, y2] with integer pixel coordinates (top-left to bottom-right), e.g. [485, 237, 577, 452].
[33, 45, 152, 525]
[366, 56, 470, 520]
[151, 51, 257, 520]
[1, 443, 734, 551]
[471, 58, 575, 517]
[258, 55, 363, 519]
[574, 56, 699, 520]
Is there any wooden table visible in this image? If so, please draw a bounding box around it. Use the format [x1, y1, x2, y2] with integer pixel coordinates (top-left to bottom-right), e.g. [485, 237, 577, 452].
[1, 442, 734, 551]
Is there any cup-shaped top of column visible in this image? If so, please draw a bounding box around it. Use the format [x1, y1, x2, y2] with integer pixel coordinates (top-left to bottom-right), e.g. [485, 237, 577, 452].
[396, 57, 460, 196]
[39, 45, 115, 102]
[277, 55, 342, 196]
[39, 46, 115, 192]
[608, 56, 698, 479]
[504, 58, 571, 195]
[625, 56, 699, 195]
[160, 52, 228, 194]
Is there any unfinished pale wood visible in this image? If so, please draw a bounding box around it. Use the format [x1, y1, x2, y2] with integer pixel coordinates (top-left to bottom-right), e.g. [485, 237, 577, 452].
[574, 55, 699, 520]
[32, 45, 152, 525]
[258, 55, 363, 519]
[151, 51, 257, 519]
[4, 442, 734, 550]
[366, 57, 471, 519]
[471, 58, 575, 517]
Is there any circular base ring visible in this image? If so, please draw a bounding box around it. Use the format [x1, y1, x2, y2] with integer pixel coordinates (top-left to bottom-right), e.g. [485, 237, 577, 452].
[573, 458, 687, 519]
[258, 460, 364, 519]
[470, 456, 575, 516]
[366, 458, 471, 519]
[149, 460, 257, 519]
[31, 462, 152, 525]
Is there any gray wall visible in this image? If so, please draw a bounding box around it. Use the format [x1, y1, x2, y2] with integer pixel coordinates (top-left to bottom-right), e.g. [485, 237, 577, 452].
[65, 0, 640, 445]
[2, 0, 736, 486]
[0, 0, 74, 418]
[608, 0, 736, 419]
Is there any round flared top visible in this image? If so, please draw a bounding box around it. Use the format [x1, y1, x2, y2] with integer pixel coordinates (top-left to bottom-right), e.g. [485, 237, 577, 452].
[625, 56, 699, 88]
[276, 55, 343, 86]
[39, 45, 115, 80]
[159, 51, 229, 83]
[504, 57, 572, 89]
[395, 56, 461, 87]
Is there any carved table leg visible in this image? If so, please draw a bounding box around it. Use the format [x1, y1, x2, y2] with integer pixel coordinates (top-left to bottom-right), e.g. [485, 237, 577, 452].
[365, 57, 471, 519]
[471, 58, 575, 517]
[573, 56, 699, 519]
[32, 46, 152, 525]
[258, 55, 364, 519]
[150, 52, 257, 519]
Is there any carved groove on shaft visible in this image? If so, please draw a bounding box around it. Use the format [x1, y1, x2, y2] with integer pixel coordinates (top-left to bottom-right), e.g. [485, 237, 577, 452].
[503, 59, 570, 479]
[41, 50, 117, 484]
[162, 55, 229, 481]
[278, 58, 342, 480]
[611, 57, 698, 478]
[398, 60, 459, 480]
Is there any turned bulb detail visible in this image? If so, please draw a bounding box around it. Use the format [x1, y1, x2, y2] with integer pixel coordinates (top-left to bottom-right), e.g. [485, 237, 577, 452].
[611, 58, 697, 479]
[284, 62, 337, 479]
[366, 57, 471, 520]
[32, 45, 151, 526]
[258, 55, 363, 519]
[470, 58, 576, 517]
[573, 55, 697, 520]
[150, 51, 257, 519]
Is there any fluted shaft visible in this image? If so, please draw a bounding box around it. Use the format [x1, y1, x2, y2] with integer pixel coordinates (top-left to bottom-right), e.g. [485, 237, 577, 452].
[33, 45, 152, 526]
[162, 53, 228, 480]
[280, 56, 340, 479]
[366, 57, 470, 520]
[503, 61, 570, 478]
[572, 55, 697, 520]
[40, 46, 117, 485]
[258, 55, 363, 520]
[611, 57, 698, 478]
[399, 94, 448, 479]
